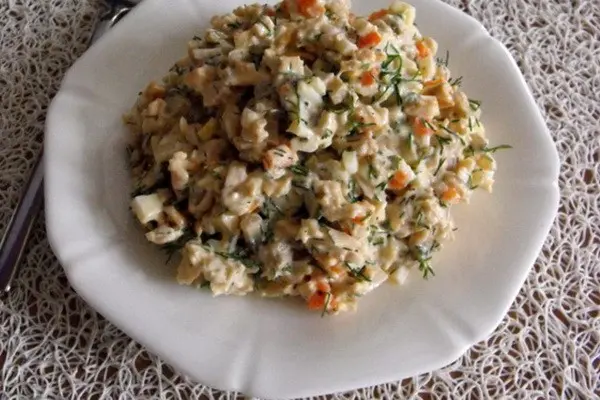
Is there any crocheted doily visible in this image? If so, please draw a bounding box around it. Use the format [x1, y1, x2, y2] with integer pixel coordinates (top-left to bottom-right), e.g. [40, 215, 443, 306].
[1, 0, 598, 398]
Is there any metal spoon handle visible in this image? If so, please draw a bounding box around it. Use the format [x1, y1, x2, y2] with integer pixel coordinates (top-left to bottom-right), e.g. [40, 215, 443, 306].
[0, 3, 133, 294]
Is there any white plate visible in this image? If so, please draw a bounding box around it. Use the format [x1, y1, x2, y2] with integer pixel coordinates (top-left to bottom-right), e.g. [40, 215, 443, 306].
[44, 0, 559, 397]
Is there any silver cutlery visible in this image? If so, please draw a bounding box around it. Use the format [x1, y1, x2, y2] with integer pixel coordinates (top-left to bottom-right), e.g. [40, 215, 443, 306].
[0, 0, 141, 294]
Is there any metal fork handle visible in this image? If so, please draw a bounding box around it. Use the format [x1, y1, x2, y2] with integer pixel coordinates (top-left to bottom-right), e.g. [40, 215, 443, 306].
[0, 3, 133, 295]
[91, 3, 132, 44]
[0, 154, 45, 293]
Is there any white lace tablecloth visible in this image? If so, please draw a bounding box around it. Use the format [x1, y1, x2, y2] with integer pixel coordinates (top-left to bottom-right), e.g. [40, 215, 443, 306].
[1, 0, 598, 398]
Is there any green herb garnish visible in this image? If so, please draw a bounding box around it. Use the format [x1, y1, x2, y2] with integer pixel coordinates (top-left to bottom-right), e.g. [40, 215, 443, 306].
[436, 50, 449, 67]
[416, 251, 435, 279]
[376, 181, 387, 191]
[448, 76, 463, 86]
[439, 125, 466, 145]
[370, 237, 385, 246]
[273, 148, 287, 157]
[436, 135, 451, 155]
[414, 210, 430, 230]
[347, 118, 376, 136]
[482, 144, 512, 153]
[215, 249, 263, 270]
[468, 98, 481, 111]
[389, 155, 401, 170]
[381, 43, 403, 70]
[344, 262, 372, 282]
[162, 229, 197, 263]
[289, 164, 309, 176]
[321, 292, 332, 317]
[347, 179, 360, 203]
[407, 131, 414, 148]
[434, 157, 446, 176]
[368, 164, 379, 179]
[255, 18, 272, 36]
[467, 174, 479, 190]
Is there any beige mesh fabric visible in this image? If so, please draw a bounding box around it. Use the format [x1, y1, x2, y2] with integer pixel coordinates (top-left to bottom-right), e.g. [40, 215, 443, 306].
[0, 0, 598, 398]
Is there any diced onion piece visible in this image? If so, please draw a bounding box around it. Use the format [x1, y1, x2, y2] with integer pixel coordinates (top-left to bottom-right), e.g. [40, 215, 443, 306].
[390, 266, 410, 284]
[328, 228, 361, 250]
[342, 150, 358, 173]
[145, 226, 184, 245]
[131, 194, 163, 224]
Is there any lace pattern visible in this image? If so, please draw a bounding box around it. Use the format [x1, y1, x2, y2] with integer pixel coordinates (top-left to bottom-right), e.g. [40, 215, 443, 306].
[1, 0, 598, 398]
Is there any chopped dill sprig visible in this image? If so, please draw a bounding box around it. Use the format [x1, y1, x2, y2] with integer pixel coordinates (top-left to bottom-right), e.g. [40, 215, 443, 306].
[468, 98, 482, 111]
[344, 262, 372, 282]
[381, 43, 403, 70]
[436, 136, 452, 146]
[393, 84, 402, 105]
[467, 175, 479, 190]
[347, 179, 360, 203]
[414, 210, 430, 230]
[198, 281, 211, 289]
[482, 144, 512, 153]
[464, 144, 511, 157]
[262, 224, 275, 243]
[448, 76, 463, 86]
[389, 155, 401, 170]
[375, 181, 387, 191]
[434, 157, 446, 176]
[161, 229, 197, 263]
[169, 64, 187, 75]
[436, 135, 451, 155]
[463, 145, 475, 158]
[415, 247, 435, 279]
[369, 235, 385, 246]
[422, 119, 437, 131]
[273, 147, 287, 157]
[215, 249, 263, 270]
[255, 18, 273, 36]
[261, 198, 283, 220]
[368, 164, 379, 179]
[347, 117, 376, 135]
[439, 125, 466, 145]
[289, 163, 309, 176]
[321, 292, 332, 317]
[436, 50, 450, 67]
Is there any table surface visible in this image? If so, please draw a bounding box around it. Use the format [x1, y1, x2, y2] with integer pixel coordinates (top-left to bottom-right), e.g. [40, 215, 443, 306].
[1, 0, 598, 398]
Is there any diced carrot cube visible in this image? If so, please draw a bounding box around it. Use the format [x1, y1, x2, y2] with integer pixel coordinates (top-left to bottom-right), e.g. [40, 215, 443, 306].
[416, 40, 430, 58]
[413, 118, 433, 137]
[280, 0, 290, 15]
[360, 69, 376, 86]
[358, 31, 382, 48]
[351, 215, 364, 224]
[389, 170, 408, 190]
[296, 0, 325, 17]
[368, 9, 388, 21]
[316, 280, 330, 293]
[262, 155, 273, 170]
[307, 292, 325, 309]
[423, 78, 443, 88]
[329, 265, 346, 276]
[441, 186, 459, 202]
